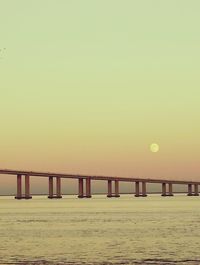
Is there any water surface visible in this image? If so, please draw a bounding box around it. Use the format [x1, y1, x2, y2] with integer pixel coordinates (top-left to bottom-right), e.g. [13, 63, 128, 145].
[0, 195, 200, 265]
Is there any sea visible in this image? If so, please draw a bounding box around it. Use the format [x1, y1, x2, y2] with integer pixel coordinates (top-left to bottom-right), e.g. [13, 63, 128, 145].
[0, 195, 200, 265]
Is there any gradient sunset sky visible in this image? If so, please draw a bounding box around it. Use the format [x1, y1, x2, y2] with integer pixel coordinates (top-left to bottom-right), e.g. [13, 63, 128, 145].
[0, 0, 200, 190]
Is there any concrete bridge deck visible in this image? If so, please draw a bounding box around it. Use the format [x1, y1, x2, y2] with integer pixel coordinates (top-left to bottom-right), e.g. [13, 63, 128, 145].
[0, 169, 200, 184]
[0, 169, 199, 199]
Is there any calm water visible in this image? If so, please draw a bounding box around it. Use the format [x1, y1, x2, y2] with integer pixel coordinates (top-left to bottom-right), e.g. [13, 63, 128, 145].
[0, 195, 200, 265]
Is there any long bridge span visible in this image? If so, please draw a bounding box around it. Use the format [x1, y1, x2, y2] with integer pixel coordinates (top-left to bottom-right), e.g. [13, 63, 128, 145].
[0, 169, 199, 199]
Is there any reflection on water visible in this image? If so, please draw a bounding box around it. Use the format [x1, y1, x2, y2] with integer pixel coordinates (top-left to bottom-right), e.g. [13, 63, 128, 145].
[0, 195, 200, 265]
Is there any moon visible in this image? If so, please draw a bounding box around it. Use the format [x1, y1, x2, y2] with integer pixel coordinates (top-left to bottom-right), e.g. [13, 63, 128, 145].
[150, 143, 159, 153]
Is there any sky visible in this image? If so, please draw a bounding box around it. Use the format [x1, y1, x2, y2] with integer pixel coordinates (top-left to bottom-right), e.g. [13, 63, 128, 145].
[0, 0, 200, 193]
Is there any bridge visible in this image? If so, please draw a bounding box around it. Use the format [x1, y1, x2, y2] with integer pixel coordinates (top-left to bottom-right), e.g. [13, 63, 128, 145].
[0, 169, 199, 199]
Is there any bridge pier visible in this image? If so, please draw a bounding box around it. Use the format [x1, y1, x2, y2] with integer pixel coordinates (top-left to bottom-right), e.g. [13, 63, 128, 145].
[168, 183, 174, 196]
[187, 184, 199, 196]
[78, 178, 84, 198]
[78, 178, 92, 198]
[161, 183, 166, 196]
[15, 174, 22, 199]
[142, 182, 147, 197]
[187, 184, 192, 196]
[25, 175, 32, 199]
[194, 184, 199, 196]
[107, 180, 112, 197]
[48, 176, 62, 199]
[107, 180, 120, 197]
[135, 181, 140, 197]
[15, 174, 32, 199]
[161, 183, 174, 196]
[56, 177, 62, 198]
[115, 180, 120, 197]
[135, 182, 147, 197]
[187, 184, 194, 196]
[86, 178, 92, 198]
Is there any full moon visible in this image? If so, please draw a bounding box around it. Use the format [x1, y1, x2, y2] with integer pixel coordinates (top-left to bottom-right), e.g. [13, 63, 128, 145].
[150, 143, 159, 153]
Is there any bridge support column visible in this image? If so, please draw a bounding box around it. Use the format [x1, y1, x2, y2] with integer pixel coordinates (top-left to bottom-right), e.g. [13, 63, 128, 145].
[194, 184, 199, 196]
[48, 176, 54, 198]
[56, 177, 62, 198]
[161, 183, 173, 196]
[15, 174, 32, 199]
[168, 183, 174, 196]
[78, 178, 84, 198]
[187, 184, 199, 196]
[114, 180, 120, 197]
[86, 178, 92, 198]
[107, 180, 112, 197]
[187, 184, 193, 196]
[48, 176, 62, 199]
[135, 181, 147, 197]
[15, 174, 22, 199]
[107, 180, 120, 197]
[142, 182, 147, 197]
[77, 178, 92, 198]
[135, 181, 140, 197]
[161, 183, 167, 196]
[25, 175, 32, 199]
